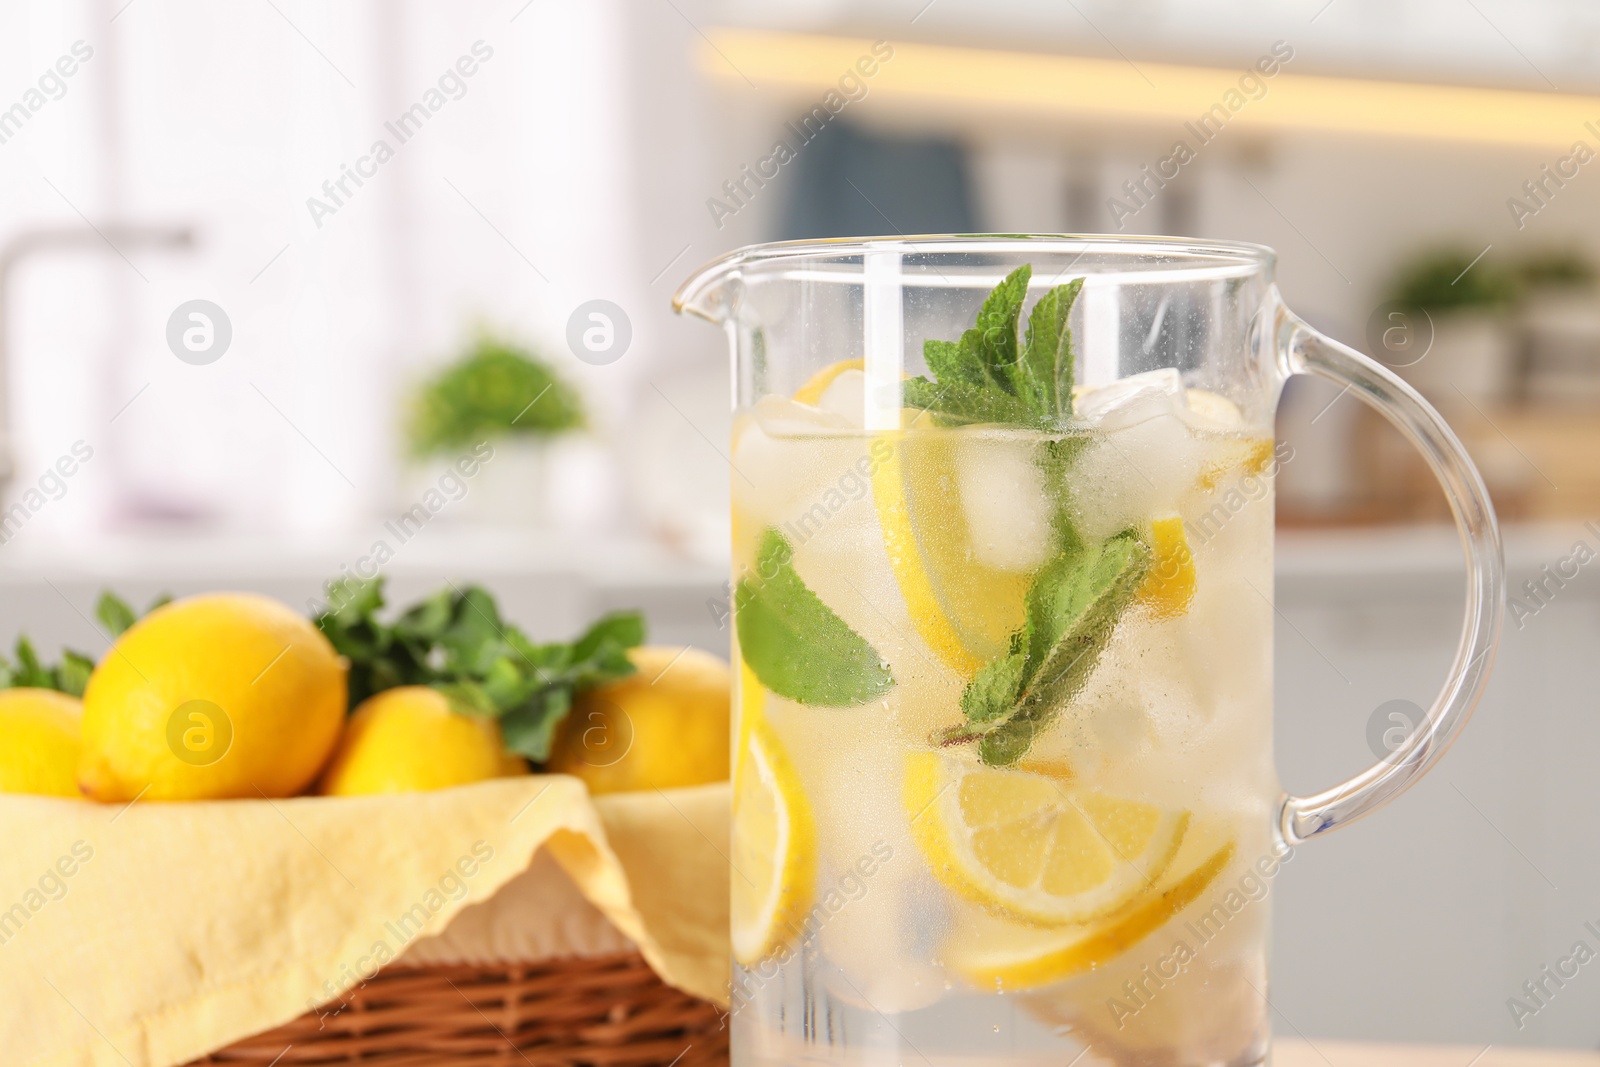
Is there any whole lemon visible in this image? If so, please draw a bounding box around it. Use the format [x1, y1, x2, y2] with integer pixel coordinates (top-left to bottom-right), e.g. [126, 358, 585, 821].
[547, 646, 730, 794]
[0, 688, 83, 797]
[78, 593, 347, 801]
[319, 686, 528, 796]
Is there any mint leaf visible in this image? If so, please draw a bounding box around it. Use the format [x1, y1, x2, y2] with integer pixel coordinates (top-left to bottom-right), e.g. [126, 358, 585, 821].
[312, 577, 644, 766]
[13, 637, 46, 686]
[948, 532, 1150, 766]
[923, 338, 985, 388]
[573, 611, 646, 662]
[978, 720, 1040, 767]
[1020, 532, 1147, 699]
[94, 590, 171, 638]
[318, 578, 428, 706]
[439, 586, 508, 674]
[480, 654, 528, 709]
[392, 587, 454, 642]
[96, 592, 138, 638]
[498, 687, 573, 762]
[902, 265, 1084, 432]
[903, 378, 1033, 427]
[0, 634, 97, 696]
[736, 528, 894, 707]
[56, 651, 94, 698]
[1018, 277, 1082, 422]
[960, 652, 1025, 724]
[437, 680, 498, 717]
[972, 264, 1031, 393]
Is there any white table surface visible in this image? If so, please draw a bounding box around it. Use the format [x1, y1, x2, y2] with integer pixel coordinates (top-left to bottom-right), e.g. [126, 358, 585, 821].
[1276, 1041, 1600, 1066]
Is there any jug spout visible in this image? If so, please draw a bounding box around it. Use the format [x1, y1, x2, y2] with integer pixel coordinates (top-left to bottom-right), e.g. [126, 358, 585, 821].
[671, 250, 743, 324]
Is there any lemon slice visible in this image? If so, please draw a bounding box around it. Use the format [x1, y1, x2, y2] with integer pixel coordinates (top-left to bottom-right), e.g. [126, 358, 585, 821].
[793, 359, 865, 406]
[905, 750, 1188, 927]
[943, 833, 1236, 991]
[1182, 388, 1243, 430]
[1136, 515, 1196, 620]
[736, 659, 762, 760]
[731, 719, 816, 965]
[1197, 437, 1276, 491]
[871, 430, 1031, 676]
[800, 365, 1027, 676]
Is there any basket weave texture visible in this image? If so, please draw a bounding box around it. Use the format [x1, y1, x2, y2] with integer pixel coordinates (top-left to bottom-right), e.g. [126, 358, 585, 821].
[187, 951, 728, 1067]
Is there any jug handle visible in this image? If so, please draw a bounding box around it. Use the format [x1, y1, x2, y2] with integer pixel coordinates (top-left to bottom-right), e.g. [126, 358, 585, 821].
[1274, 306, 1505, 844]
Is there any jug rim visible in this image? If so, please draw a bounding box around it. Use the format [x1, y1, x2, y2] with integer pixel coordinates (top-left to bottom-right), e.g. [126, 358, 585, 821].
[671, 233, 1276, 320]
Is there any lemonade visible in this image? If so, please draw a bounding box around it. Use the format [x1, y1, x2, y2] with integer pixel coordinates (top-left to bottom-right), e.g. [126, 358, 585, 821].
[727, 266, 1285, 1066]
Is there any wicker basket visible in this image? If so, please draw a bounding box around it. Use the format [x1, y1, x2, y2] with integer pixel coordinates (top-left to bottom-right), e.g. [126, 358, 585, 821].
[187, 952, 728, 1067]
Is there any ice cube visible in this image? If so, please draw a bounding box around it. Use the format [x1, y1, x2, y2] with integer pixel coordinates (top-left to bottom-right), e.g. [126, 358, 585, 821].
[817, 878, 949, 1014]
[732, 397, 864, 533]
[1064, 572, 1276, 813]
[1068, 414, 1200, 541]
[955, 431, 1056, 573]
[789, 517, 962, 716]
[763, 694, 952, 1014]
[1073, 367, 1187, 429]
[815, 368, 867, 426]
[811, 754, 949, 1012]
[1180, 388, 1245, 432]
[750, 393, 852, 436]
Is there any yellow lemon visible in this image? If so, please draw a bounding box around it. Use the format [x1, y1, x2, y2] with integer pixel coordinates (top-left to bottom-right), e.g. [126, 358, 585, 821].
[1197, 436, 1276, 491]
[78, 593, 346, 801]
[736, 657, 762, 765]
[0, 688, 83, 797]
[803, 361, 1032, 680]
[546, 646, 730, 795]
[793, 358, 864, 406]
[1136, 515, 1197, 620]
[905, 749, 1189, 927]
[941, 833, 1236, 990]
[1183, 388, 1244, 429]
[731, 718, 815, 965]
[802, 363, 1031, 677]
[871, 428, 1031, 677]
[318, 686, 527, 796]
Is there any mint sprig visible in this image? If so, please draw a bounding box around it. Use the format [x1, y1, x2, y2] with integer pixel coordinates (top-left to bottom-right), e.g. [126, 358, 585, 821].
[905, 264, 1151, 766]
[0, 637, 95, 697]
[0, 579, 639, 765]
[313, 577, 642, 762]
[903, 264, 1082, 430]
[736, 528, 894, 707]
[941, 533, 1149, 766]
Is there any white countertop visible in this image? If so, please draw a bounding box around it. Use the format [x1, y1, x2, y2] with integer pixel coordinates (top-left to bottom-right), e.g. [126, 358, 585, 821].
[1276, 1040, 1600, 1066]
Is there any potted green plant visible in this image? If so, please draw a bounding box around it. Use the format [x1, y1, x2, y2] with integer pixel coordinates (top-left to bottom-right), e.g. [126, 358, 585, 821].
[404, 335, 585, 526]
[1383, 248, 1518, 404]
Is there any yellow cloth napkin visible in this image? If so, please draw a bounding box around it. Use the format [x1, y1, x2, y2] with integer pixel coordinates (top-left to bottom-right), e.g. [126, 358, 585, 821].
[0, 777, 731, 1067]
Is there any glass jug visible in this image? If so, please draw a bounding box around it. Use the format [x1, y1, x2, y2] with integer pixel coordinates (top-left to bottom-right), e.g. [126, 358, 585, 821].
[673, 236, 1502, 1067]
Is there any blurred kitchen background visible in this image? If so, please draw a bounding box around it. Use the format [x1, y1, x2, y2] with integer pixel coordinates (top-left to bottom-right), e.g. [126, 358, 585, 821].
[3, 0, 1600, 1051]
